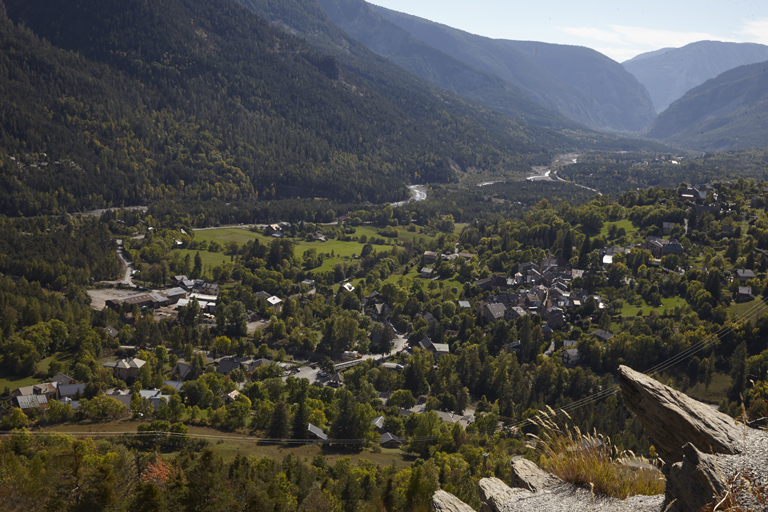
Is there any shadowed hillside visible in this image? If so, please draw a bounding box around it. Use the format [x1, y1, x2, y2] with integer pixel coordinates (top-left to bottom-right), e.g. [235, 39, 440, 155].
[646, 61, 768, 151]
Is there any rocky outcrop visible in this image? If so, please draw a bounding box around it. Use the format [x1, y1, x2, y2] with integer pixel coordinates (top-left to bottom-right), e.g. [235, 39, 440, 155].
[478, 477, 525, 512]
[433, 366, 766, 512]
[509, 457, 560, 492]
[617, 365, 742, 465]
[477, 475, 664, 512]
[431, 490, 475, 512]
[665, 443, 729, 512]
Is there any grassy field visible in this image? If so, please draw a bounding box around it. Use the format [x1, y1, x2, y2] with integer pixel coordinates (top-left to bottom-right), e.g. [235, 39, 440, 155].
[619, 296, 681, 317]
[176, 223, 461, 276]
[170, 248, 237, 269]
[192, 224, 451, 247]
[193, 228, 266, 245]
[0, 374, 39, 393]
[727, 295, 768, 322]
[45, 419, 414, 467]
[600, 219, 638, 239]
[654, 372, 731, 405]
[683, 372, 731, 405]
[0, 352, 75, 392]
[38, 352, 73, 375]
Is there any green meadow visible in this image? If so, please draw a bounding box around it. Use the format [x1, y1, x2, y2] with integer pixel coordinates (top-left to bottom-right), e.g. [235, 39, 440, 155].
[600, 219, 638, 239]
[172, 223, 464, 277]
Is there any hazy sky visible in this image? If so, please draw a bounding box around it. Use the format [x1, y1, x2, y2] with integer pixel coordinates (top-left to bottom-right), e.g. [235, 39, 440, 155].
[369, 0, 768, 62]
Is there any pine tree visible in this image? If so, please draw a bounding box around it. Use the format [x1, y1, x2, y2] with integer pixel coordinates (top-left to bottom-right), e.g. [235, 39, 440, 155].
[578, 235, 591, 269]
[269, 401, 291, 439]
[192, 251, 203, 279]
[291, 389, 310, 440]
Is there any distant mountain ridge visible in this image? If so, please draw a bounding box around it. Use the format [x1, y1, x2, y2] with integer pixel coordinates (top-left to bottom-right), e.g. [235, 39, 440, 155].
[646, 60, 768, 151]
[249, 0, 577, 130]
[351, 1, 657, 132]
[623, 41, 768, 113]
[237, 0, 667, 151]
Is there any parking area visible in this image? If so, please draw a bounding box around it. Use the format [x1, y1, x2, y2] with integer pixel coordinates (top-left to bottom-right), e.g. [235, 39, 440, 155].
[87, 288, 146, 310]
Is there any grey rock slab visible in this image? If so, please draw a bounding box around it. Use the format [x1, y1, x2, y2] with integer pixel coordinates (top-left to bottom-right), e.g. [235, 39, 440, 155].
[665, 428, 768, 512]
[478, 477, 528, 512]
[666, 443, 728, 512]
[618, 365, 742, 465]
[510, 457, 561, 492]
[432, 490, 475, 512]
[496, 481, 666, 512]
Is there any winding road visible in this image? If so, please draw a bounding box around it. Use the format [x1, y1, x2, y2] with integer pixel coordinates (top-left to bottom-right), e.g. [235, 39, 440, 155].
[113, 240, 136, 287]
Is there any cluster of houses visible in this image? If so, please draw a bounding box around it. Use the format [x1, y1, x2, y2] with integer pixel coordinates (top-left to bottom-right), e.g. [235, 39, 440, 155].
[641, 237, 685, 259]
[475, 256, 603, 325]
[470, 256, 622, 367]
[423, 250, 474, 264]
[544, 329, 615, 367]
[1, 361, 188, 416]
[414, 336, 449, 357]
[4, 375, 86, 413]
[211, 356, 287, 376]
[1, 353, 286, 417]
[680, 183, 717, 203]
[266, 221, 341, 243]
[476, 255, 579, 292]
[304, 414, 404, 447]
[734, 268, 757, 302]
[479, 285, 607, 331]
[598, 237, 685, 265]
[680, 182, 750, 224]
[421, 250, 474, 278]
[105, 287, 187, 311]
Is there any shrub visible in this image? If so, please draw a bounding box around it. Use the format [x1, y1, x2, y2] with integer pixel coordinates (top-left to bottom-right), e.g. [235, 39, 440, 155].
[528, 408, 665, 499]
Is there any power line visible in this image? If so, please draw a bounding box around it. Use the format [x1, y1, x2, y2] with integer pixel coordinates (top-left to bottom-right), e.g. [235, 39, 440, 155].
[505, 296, 768, 431]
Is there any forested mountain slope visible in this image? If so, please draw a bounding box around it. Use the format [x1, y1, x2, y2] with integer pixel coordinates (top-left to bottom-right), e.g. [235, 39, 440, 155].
[646, 61, 768, 151]
[237, 0, 669, 149]
[237, 0, 579, 131]
[309, 0, 577, 128]
[0, 0, 555, 214]
[365, 2, 657, 132]
[624, 41, 768, 113]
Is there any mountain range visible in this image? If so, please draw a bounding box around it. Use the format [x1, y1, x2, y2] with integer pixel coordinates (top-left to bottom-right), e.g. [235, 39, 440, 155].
[308, 1, 768, 151]
[623, 41, 768, 113]
[315, 0, 656, 133]
[1, 0, 767, 218]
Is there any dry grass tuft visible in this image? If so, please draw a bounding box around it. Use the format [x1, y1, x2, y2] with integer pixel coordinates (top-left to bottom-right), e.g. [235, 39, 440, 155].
[527, 408, 666, 500]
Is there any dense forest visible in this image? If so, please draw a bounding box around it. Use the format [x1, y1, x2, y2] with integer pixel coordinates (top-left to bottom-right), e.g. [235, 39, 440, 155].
[556, 148, 768, 195]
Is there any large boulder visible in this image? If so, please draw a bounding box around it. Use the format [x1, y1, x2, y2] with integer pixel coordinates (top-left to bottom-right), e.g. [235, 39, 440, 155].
[665, 443, 728, 512]
[509, 457, 560, 492]
[617, 365, 742, 465]
[478, 477, 526, 512]
[431, 490, 475, 512]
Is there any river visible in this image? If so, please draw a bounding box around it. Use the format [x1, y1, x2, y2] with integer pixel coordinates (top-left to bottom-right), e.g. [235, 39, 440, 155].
[473, 152, 600, 194]
[390, 184, 428, 207]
